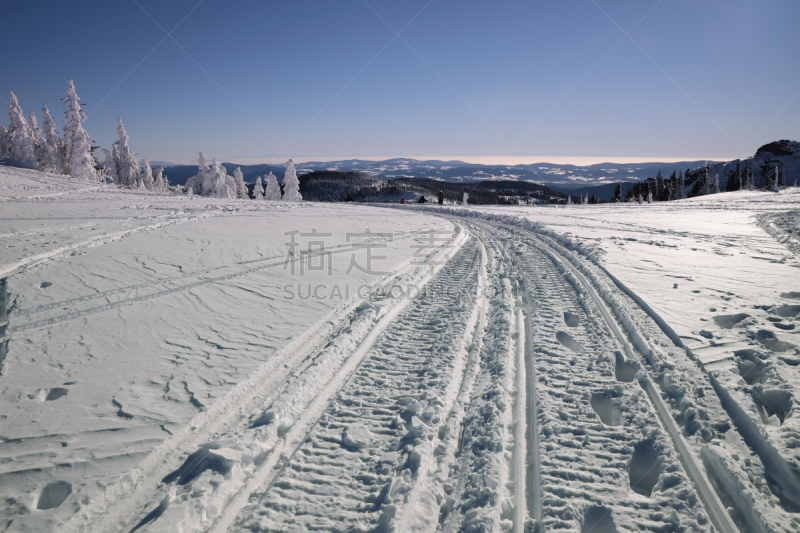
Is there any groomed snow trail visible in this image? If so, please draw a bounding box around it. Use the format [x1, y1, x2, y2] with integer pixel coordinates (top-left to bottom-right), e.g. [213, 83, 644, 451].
[231, 237, 484, 532]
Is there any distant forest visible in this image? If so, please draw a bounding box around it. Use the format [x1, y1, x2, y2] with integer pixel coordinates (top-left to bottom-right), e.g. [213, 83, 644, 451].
[296, 171, 567, 204]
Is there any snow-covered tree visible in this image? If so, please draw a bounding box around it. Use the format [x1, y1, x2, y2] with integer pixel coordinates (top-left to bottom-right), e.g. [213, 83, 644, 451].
[646, 191, 653, 203]
[184, 153, 235, 198]
[100, 149, 116, 183]
[61, 80, 97, 180]
[264, 171, 281, 200]
[233, 166, 248, 199]
[776, 166, 784, 188]
[40, 105, 63, 173]
[281, 159, 302, 201]
[252, 175, 264, 200]
[114, 117, 140, 187]
[463, 192, 469, 206]
[154, 166, 165, 191]
[186, 186, 194, 197]
[566, 195, 572, 205]
[141, 158, 154, 189]
[7, 91, 38, 169]
[0, 127, 9, 157]
[27, 111, 47, 170]
[709, 169, 720, 194]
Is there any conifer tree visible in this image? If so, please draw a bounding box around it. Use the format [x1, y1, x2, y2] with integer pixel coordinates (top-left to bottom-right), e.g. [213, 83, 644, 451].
[141, 157, 154, 189]
[6, 91, 37, 169]
[101, 149, 117, 183]
[114, 117, 140, 187]
[27, 111, 46, 170]
[0, 126, 9, 157]
[776, 166, 784, 188]
[264, 171, 281, 200]
[710, 169, 720, 194]
[61, 80, 97, 180]
[656, 171, 665, 201]
[282, 159, 302, 201]
[233, 167, 248, 199]
[612, 182, 622, 203]
[253, 175, 265, 199]
[763, 164, 775, 190]
[40, 105, 63, 173]
[154, 166, 166, 190]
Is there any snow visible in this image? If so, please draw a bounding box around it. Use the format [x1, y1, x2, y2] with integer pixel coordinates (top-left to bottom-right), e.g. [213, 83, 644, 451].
[2, 164, 800, 533]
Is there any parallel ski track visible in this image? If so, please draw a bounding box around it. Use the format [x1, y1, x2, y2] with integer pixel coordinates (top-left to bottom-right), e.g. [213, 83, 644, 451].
[468, 219, 728, 533]
[62, 227, 467, 533]
[529, 231, 737, 533]
[9, 232, 418, 333]
[228, 237, 483, 533]
[0, 212, 217, 279]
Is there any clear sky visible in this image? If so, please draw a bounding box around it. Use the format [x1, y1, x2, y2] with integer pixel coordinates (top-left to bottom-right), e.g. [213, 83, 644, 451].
[3, 0, 799, 165]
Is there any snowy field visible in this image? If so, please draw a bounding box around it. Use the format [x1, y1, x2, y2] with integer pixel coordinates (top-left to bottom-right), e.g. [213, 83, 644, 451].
[1, 166, 800, 533]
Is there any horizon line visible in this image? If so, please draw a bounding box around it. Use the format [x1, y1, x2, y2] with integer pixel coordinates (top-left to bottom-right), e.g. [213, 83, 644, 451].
[158, 155, 731, 166]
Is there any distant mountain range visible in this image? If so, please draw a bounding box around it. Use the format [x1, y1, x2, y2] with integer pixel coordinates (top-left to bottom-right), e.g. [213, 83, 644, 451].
[161, 158, 716, 189]
[161, 141, 798, 202]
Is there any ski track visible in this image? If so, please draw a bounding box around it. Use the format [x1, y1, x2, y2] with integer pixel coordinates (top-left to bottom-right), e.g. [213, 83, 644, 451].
[9, 232, 415, 334]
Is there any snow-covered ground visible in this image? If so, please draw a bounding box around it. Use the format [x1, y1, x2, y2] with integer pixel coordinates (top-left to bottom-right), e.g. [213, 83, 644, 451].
[2, 165, 800, 533]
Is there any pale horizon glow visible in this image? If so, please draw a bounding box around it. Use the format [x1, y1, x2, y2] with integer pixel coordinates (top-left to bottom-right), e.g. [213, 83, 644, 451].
[167, 155, 726, 167]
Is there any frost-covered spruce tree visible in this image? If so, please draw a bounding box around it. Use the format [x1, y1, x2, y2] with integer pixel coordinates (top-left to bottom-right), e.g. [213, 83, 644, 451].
[0, 127, 9, 157]
[114, 117, 140, 187]
[282, 159, 302, 201]
[41, 105, 63, 173]
[141, 158, 154, 189]
[184, 153, 235, 197]
[210, 157, 235, 198]
[566, 195, 572, 205]
[61, 80, 98, 180]
[28, 111, 46, 170]
[710, 171, 720, 194]
[253, 175, 264, 200]
[7, 91, 38, 169]
[264, 171, 281, 200]
[154, 166, 165, 191]
[647, 191, 653, 203]
[233, 167, 248, 199]
[100, 149, 117, 183]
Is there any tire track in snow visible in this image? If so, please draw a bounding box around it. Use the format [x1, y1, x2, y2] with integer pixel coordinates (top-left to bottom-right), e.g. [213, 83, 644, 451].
[60, 226, 467, 533]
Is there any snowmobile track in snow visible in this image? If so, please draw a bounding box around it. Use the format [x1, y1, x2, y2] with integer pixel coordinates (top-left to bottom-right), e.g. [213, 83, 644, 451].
[227, 237, 485, 532]
[62, 226, 470, 533]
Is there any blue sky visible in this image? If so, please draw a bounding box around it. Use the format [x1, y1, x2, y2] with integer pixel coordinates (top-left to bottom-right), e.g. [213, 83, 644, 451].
[3, 0, 799, 164]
